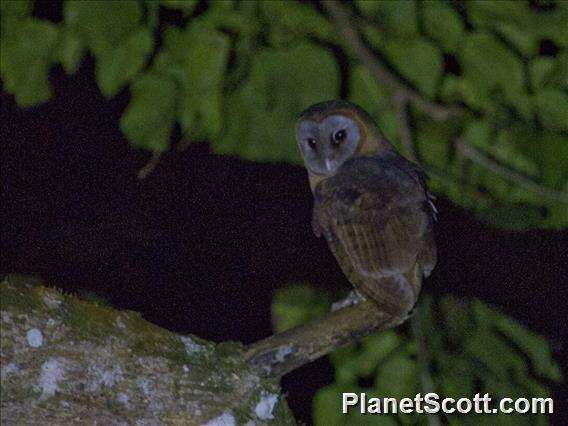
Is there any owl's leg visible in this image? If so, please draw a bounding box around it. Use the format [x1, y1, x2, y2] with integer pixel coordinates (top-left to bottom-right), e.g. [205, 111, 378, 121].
[331, 290, 366, 311]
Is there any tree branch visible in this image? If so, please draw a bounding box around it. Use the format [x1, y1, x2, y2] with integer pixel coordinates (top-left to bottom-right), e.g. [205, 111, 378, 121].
[322, 0, 463, 121]
[0, 275, 295, 424]
[393, 93, 418, 162]
[245, 299, 403, 378]
[455, 139, 568, 204]
[137, 150, 163, 180]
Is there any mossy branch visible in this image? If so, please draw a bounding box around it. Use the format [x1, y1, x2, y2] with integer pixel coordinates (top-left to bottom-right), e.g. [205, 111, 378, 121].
[0, 275, 295, 425]
[245, 299, 403, 378]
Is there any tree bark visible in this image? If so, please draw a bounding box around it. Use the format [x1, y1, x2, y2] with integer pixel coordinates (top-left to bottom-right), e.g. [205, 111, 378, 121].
[0, 275, 295, 426]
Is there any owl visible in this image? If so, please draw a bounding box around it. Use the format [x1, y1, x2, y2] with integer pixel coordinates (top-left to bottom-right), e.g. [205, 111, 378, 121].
[295, 100, 437, 321]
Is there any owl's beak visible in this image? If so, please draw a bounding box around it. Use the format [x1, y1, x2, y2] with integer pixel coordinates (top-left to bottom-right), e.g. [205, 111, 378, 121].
[325, 159, 334, 173]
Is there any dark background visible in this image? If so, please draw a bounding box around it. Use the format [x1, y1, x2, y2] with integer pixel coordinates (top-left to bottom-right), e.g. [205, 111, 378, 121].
[2, 54, 567, 424]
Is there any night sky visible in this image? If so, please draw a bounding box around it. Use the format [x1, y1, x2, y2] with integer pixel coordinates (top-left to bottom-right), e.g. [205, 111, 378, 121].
[2, 45, 567, 426]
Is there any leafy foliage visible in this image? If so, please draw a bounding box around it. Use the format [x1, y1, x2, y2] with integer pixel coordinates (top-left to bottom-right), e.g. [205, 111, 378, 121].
[271, 285, 332, 333]
[1, 0, 567, 229]
[272, 289, 562, 425]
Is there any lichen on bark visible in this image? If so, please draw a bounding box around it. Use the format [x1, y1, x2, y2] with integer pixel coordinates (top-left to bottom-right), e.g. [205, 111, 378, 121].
[0, 275, 295, 425]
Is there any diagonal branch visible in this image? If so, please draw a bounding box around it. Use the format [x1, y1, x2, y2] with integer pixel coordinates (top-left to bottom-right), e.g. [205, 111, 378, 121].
[245, 299, 403, 378]
[393, 93, 418, 162]
[322, 0, 462, 121]
[455, 139, 568, 204]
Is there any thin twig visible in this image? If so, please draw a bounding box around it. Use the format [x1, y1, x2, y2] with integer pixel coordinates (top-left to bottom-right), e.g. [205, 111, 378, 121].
[322, 0, 462, 121]
[456, 139, 568, 204]
[137, 150, 163, 180]
[393, 93, 418, 162]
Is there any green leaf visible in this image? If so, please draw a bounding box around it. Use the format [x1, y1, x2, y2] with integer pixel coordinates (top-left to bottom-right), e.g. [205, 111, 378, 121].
[463, 120, 492, 149]
[271, 285, 331, 333]
[469, 0, 568, 48]
[96, 28, 153, 97]
[459, 32, 525, 111]
[498, 23, 539, 57]
[315, 296, 561, 425]
[313, 384, 356, 426]
[161, 0, 198, 15]
[357, 332, 402, 377]
[330, 344, 362, 385]
[64, 0, 142, 57]
[422, 1, 465, 53]
[486, 129, 539, 183]
[439, 297, 472, 345]
[545, 204, 568, 229]
[495, 313, 563, 381]
[535, 89, 568, 131]
[356, 0, 418, 39]
[143, 0, 161, 30]
[506, 126, 568, 191]
[530, 58, 556, 91]
[58, 28, 85, 75]
[261, 0, 333, 45]
[64, 0, 147, 97]
[149, 24, 230, 140]
[468, 1, 533, 28]
[374, 351, 418, 400]
[330, 331, 402, 384]
[0, 19, 58, 107]
[383, 38, 442, 98]
[178, 24, 230, 139]
[120, 73, 177, 152]
[194, 2, 255, 34]
[216, 43, 339, 163]
[0, 0, 32, 18]
[439, 357, 475, 398]
[150, 27, 187, 76]
[467, 1, 540, 56]
[552, 52, 568, 89]
[349, 65, 398, 142]
[415, 119, 455, 169]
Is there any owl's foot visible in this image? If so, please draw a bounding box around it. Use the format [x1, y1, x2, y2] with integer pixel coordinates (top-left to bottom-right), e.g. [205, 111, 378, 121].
[331, 290, 366, 311]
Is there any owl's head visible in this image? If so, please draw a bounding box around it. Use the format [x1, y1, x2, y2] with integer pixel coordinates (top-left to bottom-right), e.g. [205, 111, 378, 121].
[295, 100, 383, 176]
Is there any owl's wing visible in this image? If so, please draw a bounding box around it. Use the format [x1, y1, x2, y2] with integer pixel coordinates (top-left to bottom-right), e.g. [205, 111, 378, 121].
[313, 158, 436, 315]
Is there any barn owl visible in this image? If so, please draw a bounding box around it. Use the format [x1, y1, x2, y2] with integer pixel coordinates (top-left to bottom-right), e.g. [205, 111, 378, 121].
[296, 100, 437, 321]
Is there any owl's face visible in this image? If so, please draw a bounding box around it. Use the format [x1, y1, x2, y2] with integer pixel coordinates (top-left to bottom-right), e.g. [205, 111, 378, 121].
[296, 114, 361, 176]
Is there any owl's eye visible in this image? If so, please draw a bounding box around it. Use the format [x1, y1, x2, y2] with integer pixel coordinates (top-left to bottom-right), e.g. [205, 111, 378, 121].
[306, 138, 317, 150]
[332, 129, 347, 145]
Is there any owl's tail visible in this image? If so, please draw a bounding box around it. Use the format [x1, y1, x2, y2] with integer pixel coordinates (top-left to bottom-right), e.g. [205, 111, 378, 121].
[354, 262, 422, 321]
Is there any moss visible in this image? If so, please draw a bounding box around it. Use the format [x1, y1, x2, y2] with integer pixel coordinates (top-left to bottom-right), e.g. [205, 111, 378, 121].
[123, 310, 176, 358]
[271, 396, 297, 426]
[215, 341, 244, 358]
[130, 328, 178, 360]
[164, 336, 195, 366]
[34, 285, 64, 308]
[58, 296, 118, 342]
[0, 276, 42, 313]
[78, 291, 113, 309]
[100, 387, 128, 414]
[127, 316, 214, 367]
[0, 382, 41, 403]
